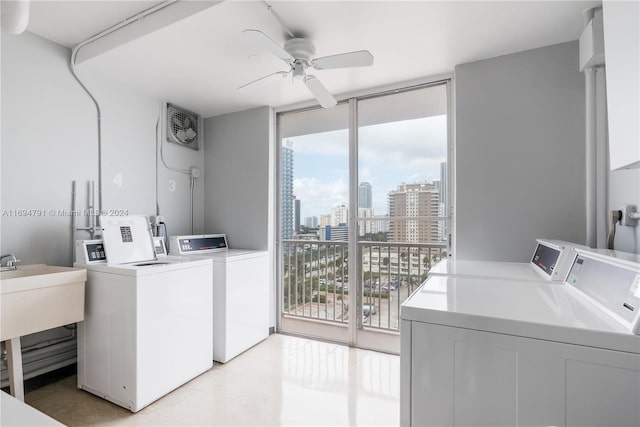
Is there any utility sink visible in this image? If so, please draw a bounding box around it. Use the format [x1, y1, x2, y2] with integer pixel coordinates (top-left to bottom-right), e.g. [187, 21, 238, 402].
[1, 264, 86, 341]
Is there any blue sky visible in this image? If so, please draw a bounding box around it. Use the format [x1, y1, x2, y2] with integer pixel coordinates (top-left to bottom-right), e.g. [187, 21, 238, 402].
[287, 115, 447, 220]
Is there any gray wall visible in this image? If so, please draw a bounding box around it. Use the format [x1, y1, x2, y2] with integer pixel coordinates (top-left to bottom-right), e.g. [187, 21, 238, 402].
[203, 107, 271, 250]
[455, 41, 586, 262]
[610, 168, 640, 253]
[1, 31, 205, 266]
[203, 106, 276, 328]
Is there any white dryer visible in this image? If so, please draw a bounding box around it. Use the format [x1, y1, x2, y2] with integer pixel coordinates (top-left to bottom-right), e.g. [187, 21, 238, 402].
[430, 239, 589, 282]
[401, 248, 640, 426]
[170, 234, 270, 363]
[75, 216, 213, 412]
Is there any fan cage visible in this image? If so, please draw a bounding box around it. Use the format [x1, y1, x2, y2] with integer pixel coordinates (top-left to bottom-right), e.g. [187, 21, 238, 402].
[166, 103, 200, 150]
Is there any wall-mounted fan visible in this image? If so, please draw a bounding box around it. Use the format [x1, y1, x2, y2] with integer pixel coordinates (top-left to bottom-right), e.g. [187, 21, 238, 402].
[238, 29, 374, 108]
[165, 103, 201, 150]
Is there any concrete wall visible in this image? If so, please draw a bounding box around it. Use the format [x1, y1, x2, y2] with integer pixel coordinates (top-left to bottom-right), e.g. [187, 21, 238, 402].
[1, 31, 204, 266]
[203, 106, 276, 327]
[455, 41, 586, 262]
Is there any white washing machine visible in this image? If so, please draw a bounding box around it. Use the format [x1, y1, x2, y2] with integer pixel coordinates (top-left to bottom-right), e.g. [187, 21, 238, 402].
[74, 216, 213, 412]
[430, 239, 590, 282]
[170, 234, 269, 363]
[400, 248, 640, 426]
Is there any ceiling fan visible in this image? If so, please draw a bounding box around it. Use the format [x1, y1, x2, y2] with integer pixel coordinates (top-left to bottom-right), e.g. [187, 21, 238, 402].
[238, 29, 374, 108]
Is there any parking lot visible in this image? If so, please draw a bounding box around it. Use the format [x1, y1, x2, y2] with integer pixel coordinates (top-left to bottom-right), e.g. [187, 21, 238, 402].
[290, 281, 418, 330]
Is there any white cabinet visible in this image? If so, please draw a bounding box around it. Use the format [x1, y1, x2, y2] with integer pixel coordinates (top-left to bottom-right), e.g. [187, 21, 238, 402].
[603, 1, 640, 170]
[401, 321, 640, 426]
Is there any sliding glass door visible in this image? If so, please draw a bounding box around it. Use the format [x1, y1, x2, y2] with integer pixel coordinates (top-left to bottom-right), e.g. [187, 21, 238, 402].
[277, 81, 451, 352]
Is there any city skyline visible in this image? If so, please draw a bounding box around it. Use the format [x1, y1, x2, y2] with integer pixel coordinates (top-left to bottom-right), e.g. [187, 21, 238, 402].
[288, 115, 447, 220]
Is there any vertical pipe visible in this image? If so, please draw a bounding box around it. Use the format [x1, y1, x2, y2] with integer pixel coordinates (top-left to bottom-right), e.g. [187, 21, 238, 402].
[190, 176, 195, 234]
[90, 180, 96, 238]
[71, 181, 77, 264]
[585, 67, 597, 247]
[595, 67, 608, 248]
[584, 8, 597, 248]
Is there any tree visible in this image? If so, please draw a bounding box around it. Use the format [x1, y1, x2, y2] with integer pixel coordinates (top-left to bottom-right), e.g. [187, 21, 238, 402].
[423, 255, 430, 270]
[362, 232, 388, 242]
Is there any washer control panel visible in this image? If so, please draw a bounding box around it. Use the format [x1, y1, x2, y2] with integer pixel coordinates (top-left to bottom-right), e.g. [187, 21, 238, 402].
[76, 237, 167, 264]
[76, 240, 107, 264]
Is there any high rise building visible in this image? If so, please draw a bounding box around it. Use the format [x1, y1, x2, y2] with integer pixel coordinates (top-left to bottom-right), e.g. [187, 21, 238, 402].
[388, 183, 440, 243]
[281, 140, 294, 239]
[440, 162, 447, 209]
[304, 216, 318, 228]
[331, 205, 348, 226]
[324, 223, 348, 241]
[319, 214, 331, 230]
[371, 215, 390, 234]
[439, 161, 448, 242]
[357, 207, 374, 236]
[358, 182, 372, 209]
[294, 198, 301, 234]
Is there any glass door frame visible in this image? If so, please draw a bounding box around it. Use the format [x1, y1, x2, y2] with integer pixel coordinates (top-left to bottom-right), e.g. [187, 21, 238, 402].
[275, 76, 454, 352]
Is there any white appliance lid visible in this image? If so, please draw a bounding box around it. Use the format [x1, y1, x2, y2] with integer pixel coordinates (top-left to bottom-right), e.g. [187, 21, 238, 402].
[429, 259, 544, 282]
[99, 215, 156, 265]
[401, 275, 639, 353]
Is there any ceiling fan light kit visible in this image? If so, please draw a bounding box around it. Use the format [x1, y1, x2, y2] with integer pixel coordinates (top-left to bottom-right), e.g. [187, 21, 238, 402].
[239, 29, 374, 108]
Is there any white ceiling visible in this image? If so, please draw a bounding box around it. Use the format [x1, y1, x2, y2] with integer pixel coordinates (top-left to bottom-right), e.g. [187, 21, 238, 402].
[28, 1, 166, 47]
[27, 0, 599, 118]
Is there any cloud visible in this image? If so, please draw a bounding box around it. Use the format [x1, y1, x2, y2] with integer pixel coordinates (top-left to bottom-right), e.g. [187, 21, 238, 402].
[285, 129, 348, 156]
[294, 176, 348, 219]
[286, 115, 447, 218]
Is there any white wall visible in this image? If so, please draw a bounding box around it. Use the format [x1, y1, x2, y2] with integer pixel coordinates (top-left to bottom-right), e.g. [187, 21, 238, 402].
[1, 31, 204, 266]
[203, 106, 276, 327]
[455, 41, 586, 262]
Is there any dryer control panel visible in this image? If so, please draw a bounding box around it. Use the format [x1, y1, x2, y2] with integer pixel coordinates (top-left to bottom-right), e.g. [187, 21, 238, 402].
[566, 249, 640, 334]
[530, 239, 589, 281]
[170, 234, 228, 255]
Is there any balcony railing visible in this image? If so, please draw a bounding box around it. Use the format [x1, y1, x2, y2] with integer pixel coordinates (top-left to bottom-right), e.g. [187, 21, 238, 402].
[282, 240, 447, 332]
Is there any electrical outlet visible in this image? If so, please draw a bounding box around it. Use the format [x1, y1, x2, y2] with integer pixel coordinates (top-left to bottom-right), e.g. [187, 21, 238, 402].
[149, 215, 165, 226]
[621, 205, 638, 226]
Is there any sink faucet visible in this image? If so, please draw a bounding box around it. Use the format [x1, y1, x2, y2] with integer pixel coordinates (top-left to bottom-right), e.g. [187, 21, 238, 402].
[0, 254, 19, 271]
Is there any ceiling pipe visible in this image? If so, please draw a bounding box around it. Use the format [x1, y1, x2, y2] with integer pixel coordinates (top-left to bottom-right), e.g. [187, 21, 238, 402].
[69, 0, 177, 231]
[1, 0, 30, 35]
[260, 0, 295, 38]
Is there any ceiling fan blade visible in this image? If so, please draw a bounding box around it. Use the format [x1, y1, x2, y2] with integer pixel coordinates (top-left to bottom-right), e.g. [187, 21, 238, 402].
[238, 71, 289, 93]
[312, 50, 374, 70]
[304, 75, 337, 108]
[242, 29, 293, 63]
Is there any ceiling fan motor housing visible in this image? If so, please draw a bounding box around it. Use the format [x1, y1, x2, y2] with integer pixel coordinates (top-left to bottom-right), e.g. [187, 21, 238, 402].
[284, 38, 316, 62]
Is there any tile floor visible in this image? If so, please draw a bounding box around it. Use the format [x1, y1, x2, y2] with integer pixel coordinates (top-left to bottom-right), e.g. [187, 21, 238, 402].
[25, 334, 400, 426]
